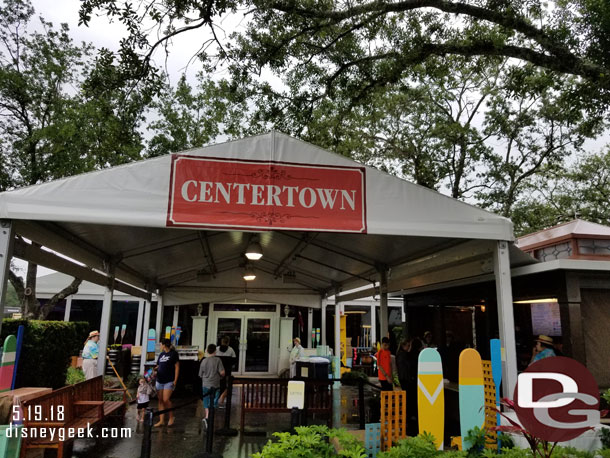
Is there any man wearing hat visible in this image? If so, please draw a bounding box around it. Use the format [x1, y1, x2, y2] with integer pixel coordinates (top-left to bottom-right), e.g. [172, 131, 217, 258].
[530, 335, 556, 364]
[82, 331, 100, 379]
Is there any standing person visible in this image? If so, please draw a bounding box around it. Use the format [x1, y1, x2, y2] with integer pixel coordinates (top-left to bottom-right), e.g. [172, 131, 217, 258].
[438, 331, 461, 382]
[422, 331, 436, 349]
[376, 337, 394, 391]
[530, 335, 556, 364]
[396, 339, 411, 391]
[216, 336, 236, 406]
[199, 344, 225, 431]
[406, 337, 423, 435]
[154, 338, 180, 427]
[136, 377, 153, 422]
[289, 337, 304, 378]
[82, 331, 100, 380]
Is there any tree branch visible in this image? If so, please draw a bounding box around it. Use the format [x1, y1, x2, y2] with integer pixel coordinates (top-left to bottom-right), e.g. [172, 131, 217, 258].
[37, 277, 83, 320]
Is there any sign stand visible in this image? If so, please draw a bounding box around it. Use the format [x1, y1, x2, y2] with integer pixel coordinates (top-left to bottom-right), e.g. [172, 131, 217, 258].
[287, 381, 305, 432]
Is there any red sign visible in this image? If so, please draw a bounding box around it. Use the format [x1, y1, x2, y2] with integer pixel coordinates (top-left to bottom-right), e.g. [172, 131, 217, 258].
[514, 357, 600, 442]
[167, 156, 366, 232]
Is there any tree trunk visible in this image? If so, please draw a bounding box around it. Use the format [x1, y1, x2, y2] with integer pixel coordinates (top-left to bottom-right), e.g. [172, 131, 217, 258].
[36, 277, 83, 320]
[23, 249, 40, 319]
[8, 270, 25, 308]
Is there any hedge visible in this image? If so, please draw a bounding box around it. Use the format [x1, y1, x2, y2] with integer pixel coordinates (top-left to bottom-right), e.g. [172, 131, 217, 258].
[0, 319, 89, 389]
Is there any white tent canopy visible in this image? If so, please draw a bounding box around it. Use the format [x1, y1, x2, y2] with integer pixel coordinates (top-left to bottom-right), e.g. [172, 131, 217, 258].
[0, 132, 520, 394]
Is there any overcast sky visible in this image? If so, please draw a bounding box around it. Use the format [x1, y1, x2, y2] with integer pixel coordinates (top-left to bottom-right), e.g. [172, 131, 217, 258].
[31, 0, 240, 84]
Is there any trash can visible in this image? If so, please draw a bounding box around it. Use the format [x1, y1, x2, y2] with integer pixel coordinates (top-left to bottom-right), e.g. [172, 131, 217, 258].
[296, 358, 330, 380]
[0, 425, 22, 458]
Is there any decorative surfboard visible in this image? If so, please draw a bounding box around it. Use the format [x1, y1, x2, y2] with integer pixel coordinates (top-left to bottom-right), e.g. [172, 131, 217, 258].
[113, 326, 119, 344]
[490, 339, 503, 447]
[120, 324, 127, 344]
[170, 326, 176, 345]
[0, 335, 17, 392]
[316, 328, 321, 345]
[459, 348, 486, 450]
[11, 325, 24, 390]
[146, 329, 156, 356]
[175, 326, 181, 345]
[417, 348, 444, 450]
[165, 326, 171, 339]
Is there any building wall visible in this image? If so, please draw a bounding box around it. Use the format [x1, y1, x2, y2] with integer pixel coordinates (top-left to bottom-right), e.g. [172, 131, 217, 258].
[581, 289, 610, 388]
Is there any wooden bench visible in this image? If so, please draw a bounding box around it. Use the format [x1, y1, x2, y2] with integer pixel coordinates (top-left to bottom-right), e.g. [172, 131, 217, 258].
[20, 376, 126, 457]
[72, 376, 127, 420]
[238, 378, 333, 432]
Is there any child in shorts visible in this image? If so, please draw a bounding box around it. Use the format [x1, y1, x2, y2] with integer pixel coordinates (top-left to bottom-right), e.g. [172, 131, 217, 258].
[137, 377, 153, 421]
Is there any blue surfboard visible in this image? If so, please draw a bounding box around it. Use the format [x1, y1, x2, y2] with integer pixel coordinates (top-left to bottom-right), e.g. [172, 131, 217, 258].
[490, 339, 503, 447]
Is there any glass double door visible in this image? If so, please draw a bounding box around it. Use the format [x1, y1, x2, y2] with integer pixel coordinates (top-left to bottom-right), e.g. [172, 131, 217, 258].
[211, 312, 276, 375]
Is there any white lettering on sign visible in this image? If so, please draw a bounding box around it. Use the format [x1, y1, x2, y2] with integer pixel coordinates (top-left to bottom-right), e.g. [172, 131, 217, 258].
[180, 181, 358, 211]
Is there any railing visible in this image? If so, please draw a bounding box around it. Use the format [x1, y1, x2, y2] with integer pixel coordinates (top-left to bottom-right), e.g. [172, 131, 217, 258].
[139, 375, 385, 457]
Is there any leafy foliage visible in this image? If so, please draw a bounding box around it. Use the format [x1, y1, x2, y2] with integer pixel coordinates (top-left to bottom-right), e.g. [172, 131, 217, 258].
[0, 319, 89, 389]
[78, 0, 610, 115]
[252, 425, 366, 458]
[378, 433, 441, 458]
[65, 366, 86, 385]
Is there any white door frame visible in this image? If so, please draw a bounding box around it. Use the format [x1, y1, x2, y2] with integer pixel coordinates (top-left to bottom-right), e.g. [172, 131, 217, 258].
[208, 304, 280, 376]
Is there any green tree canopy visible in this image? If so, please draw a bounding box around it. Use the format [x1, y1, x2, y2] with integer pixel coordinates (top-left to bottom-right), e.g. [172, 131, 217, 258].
[79, 0, 610, 115]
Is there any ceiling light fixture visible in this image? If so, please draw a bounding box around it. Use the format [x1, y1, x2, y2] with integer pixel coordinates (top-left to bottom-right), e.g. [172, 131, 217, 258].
[514, 298, 558, 304]
[243, 265, 256, 281]
[245, 239, 263, 261]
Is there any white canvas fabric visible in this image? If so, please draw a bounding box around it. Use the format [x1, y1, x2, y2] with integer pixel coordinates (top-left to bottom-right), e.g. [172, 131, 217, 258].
[0, 132, 513, 241]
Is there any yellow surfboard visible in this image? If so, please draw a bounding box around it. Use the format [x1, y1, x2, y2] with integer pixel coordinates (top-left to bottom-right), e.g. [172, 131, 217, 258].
[418, 348, 444, 450]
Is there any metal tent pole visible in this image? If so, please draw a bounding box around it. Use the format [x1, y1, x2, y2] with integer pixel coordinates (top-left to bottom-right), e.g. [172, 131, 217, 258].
[494, 240, 518, 398]
[0, 220, 14, 337]
[98, 280, 115, 376]
[140, 299, 152, 375]
[135, 298, 144, 346]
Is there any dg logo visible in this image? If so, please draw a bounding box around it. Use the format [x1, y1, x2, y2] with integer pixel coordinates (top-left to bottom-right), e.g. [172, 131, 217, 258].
[514, 356, 600, 442]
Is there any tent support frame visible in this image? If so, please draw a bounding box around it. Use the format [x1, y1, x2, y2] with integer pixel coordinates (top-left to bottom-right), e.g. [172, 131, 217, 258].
[494, 240, 518, 398]
[98, 277, 115, 376]
[0, 220, 14, 336]
[140, 299, 152, 375]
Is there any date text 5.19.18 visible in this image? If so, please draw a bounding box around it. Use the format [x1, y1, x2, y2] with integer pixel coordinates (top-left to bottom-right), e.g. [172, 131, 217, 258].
[13, 404, 65, 422]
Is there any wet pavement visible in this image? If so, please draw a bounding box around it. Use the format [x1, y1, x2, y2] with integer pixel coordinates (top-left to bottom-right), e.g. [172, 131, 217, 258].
[71, 384, 368, 458]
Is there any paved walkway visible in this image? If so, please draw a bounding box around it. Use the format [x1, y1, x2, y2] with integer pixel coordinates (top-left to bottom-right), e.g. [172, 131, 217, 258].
[72, 385, 366, 458]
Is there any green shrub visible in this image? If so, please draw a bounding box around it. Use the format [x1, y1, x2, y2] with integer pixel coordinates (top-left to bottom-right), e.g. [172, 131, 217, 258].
[601, 427, 610, 449]
[340, 370, 368, 386]
[252, 425, 366, 458]
[498, 433, 515, 449]
[378, 433, 440, 458]
[65, 367, 85, 385]
[0, 319, 89, 389]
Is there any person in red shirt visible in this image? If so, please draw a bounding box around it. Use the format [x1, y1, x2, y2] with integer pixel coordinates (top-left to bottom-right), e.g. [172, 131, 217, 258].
[376, 337, 394, 391]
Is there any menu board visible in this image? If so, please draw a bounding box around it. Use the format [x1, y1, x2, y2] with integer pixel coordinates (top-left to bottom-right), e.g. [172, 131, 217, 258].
[531, 302, 562, 336]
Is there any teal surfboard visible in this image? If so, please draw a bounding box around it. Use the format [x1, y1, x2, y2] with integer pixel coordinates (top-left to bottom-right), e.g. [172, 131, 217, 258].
[459, 349, 485, 449]
[0, 335, 17, 392]
[147, 329, 156, 353]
